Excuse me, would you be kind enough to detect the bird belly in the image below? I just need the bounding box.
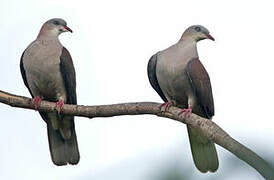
[25,59,67,102]
[171,75,193,106]
[156,57,196,108]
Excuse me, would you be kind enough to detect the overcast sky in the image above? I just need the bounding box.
[0,0,273,179]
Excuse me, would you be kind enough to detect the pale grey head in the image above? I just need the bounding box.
[181,25,214,42]
[38,18,72,38]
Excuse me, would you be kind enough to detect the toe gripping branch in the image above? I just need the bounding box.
[56,99,64,114]
[159,102,173,112]
[178,107,192,118]
[33,96,42,110]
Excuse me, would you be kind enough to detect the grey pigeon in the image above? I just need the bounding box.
[20,18,80,166]
[147,25,218,172]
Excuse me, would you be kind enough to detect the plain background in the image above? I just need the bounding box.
[1,0,273,179]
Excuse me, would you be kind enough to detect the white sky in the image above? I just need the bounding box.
[0,0,273,179]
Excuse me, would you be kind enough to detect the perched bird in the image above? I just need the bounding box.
[147,25,218,172]
[20,18,80,166]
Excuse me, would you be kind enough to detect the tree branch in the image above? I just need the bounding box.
[0,90,273,179]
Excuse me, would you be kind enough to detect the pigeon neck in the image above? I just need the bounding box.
[178,38,197,49]
[36,33,61,46]
[36,28,61,44]
[37,25,60,40]
[37,32,59,40]
[177,39,198,58]
[179,35,197,43]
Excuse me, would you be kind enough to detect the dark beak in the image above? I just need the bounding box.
[206,33,215,41]
[64,26,73,33]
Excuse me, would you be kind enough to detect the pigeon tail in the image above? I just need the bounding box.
[187,126,219,173]
[47,119,80,166]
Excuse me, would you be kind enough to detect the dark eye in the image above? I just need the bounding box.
[53,21,60,25]
[194,26,201,32]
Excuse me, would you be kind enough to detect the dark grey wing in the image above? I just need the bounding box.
[58,47,80,165]
[60,47,77,105]
[147,53,168,102]
[186,58,214,118]
[20,51,34,97]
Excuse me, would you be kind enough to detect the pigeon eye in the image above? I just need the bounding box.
[194,27,201,32]
[53,21,60,25]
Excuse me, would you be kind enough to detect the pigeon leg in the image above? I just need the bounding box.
[56,99,64,114]
[178,107,192,118]
[33,96,42,110]
[159,102,173,111]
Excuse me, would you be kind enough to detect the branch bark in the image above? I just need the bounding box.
[0,90,273,179]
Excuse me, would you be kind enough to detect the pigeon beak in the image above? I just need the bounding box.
[206,34,215,41]
[64,26,73,33]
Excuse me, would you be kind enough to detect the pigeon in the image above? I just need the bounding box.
[147,25,218,172]
[20,18,80,166]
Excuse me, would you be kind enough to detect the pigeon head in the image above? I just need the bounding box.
[181,25,214,42]
[38,18,72,38]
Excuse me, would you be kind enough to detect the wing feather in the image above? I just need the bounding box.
[186,58,214,118]
[60,47,77,105]
[147,54,168,102]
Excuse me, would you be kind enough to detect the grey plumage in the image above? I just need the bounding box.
[148,25,218,172]
[20,18,79,165]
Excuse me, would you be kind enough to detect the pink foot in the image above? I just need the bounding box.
[56,99,64,114]
[159,102,173,111]
[178,108,192,118]
[33,96,42,110]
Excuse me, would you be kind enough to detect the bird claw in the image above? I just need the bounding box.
[56,99,64,114]
[33,96,42,110]
[159,102,173,112]
[178,108,192,118]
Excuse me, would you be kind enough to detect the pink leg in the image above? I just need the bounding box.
[56,99,64,114]
[159,102,173,111]
[178,107,192,118]
[33,96,42,110]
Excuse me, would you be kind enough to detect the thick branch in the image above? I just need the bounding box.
[0,90,273,179]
